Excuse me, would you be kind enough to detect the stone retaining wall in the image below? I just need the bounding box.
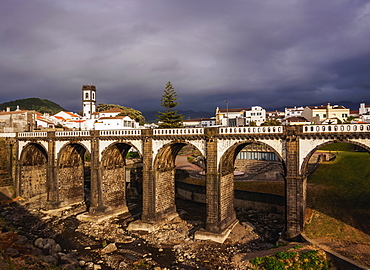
[176,181,285,212]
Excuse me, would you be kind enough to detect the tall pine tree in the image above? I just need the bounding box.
[156,81,183,128]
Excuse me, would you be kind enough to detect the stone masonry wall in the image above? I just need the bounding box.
[101,167,126,210]
[156,170,175,216]
[220,172,234,223]
[58,165,84,206]
[20,165,47,199]
[0,139,12,187]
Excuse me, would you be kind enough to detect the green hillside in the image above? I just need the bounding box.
[0,98,66,115]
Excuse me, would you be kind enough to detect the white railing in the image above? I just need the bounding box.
[0,132,16,138]
[55,131,90,137]
[219,126,283,134]
[100,129,142,136]
[303,124,370,133]
[18,132,47,137]
[154,128,204,135]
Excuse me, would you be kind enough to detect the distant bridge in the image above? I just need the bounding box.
[2,124,370,241]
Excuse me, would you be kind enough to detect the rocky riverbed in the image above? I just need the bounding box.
[0,197,286,269]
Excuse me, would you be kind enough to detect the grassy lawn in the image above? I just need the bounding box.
[305,144,370,266]
[307,150,370,213]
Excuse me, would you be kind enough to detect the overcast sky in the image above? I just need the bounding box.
[1,0,370,113]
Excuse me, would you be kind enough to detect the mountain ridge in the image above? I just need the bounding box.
[0,98,66,115]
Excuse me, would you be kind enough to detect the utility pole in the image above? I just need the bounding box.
[224,100,229,126]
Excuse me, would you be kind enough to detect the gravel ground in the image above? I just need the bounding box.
[0,196,287,269]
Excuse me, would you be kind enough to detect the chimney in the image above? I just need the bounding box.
[6,107,10,112]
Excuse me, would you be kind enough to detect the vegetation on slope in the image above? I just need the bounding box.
[305,143,370,266]
[0,98,66,115]
[96,103,146,125]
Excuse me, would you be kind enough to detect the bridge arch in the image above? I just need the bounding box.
[300,140,370,176]
[300,139,370,240]
[152,141,205,221]
[18,142,48,206]
[100,142,143,213]
[218,140,286,231]
[56,142,90,208]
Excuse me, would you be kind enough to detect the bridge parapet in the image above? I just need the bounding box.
[18,132,47,137]
[56,131,90,137]
[154,128,204,135]
[303,124,370,133]
[219,126,283,134]
[0,133,16,138]
[100,129,142,136]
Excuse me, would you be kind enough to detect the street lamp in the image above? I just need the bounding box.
[224,100,229,126]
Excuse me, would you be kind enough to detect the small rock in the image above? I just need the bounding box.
[43,255,58,265]
[15,235,29,245]
[51,243,62,253]
[34,238,45,248]
[100,243,117,254]
[5,248,19,257]
[118,261,128,269]
[45,238,56,246]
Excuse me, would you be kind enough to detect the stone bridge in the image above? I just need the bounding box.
[2,124,370,241]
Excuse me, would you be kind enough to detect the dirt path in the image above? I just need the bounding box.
[175,155,203,171]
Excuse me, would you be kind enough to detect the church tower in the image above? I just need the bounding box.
[82,84,96,119]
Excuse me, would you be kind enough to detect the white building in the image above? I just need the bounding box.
[36,114,55,129]
[94,115,139,130]
[216,106,266,126]
[266,111,285,122]
[183,118,216,128]
[285,106,304,119]
[301,103,350,124]
[359,103,370,115]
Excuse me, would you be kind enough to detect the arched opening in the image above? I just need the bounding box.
[19,143,48,208]
[302,141,370,266]
[174,144,206,231]
[154,142,206,229]
[101,143,143,215]
[57,143,90,209]
[220,141,286,243]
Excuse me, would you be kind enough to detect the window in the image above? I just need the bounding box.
[85,93,89,99]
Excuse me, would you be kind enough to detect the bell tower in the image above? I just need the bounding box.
[82,84,96,119]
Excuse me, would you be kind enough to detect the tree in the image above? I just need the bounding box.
[156,81,183,128]
[344,116,356,123]
[96,103,145,125]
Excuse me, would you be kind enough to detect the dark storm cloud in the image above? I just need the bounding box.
[1,0,370,113]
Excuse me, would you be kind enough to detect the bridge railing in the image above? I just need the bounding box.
[219,126,283,134]
[55,131,90,137]
[154,128,204,135]
[0,132,16,138]
[100,129,142,136]
[18,132,48,137]
[303,124,370,133]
